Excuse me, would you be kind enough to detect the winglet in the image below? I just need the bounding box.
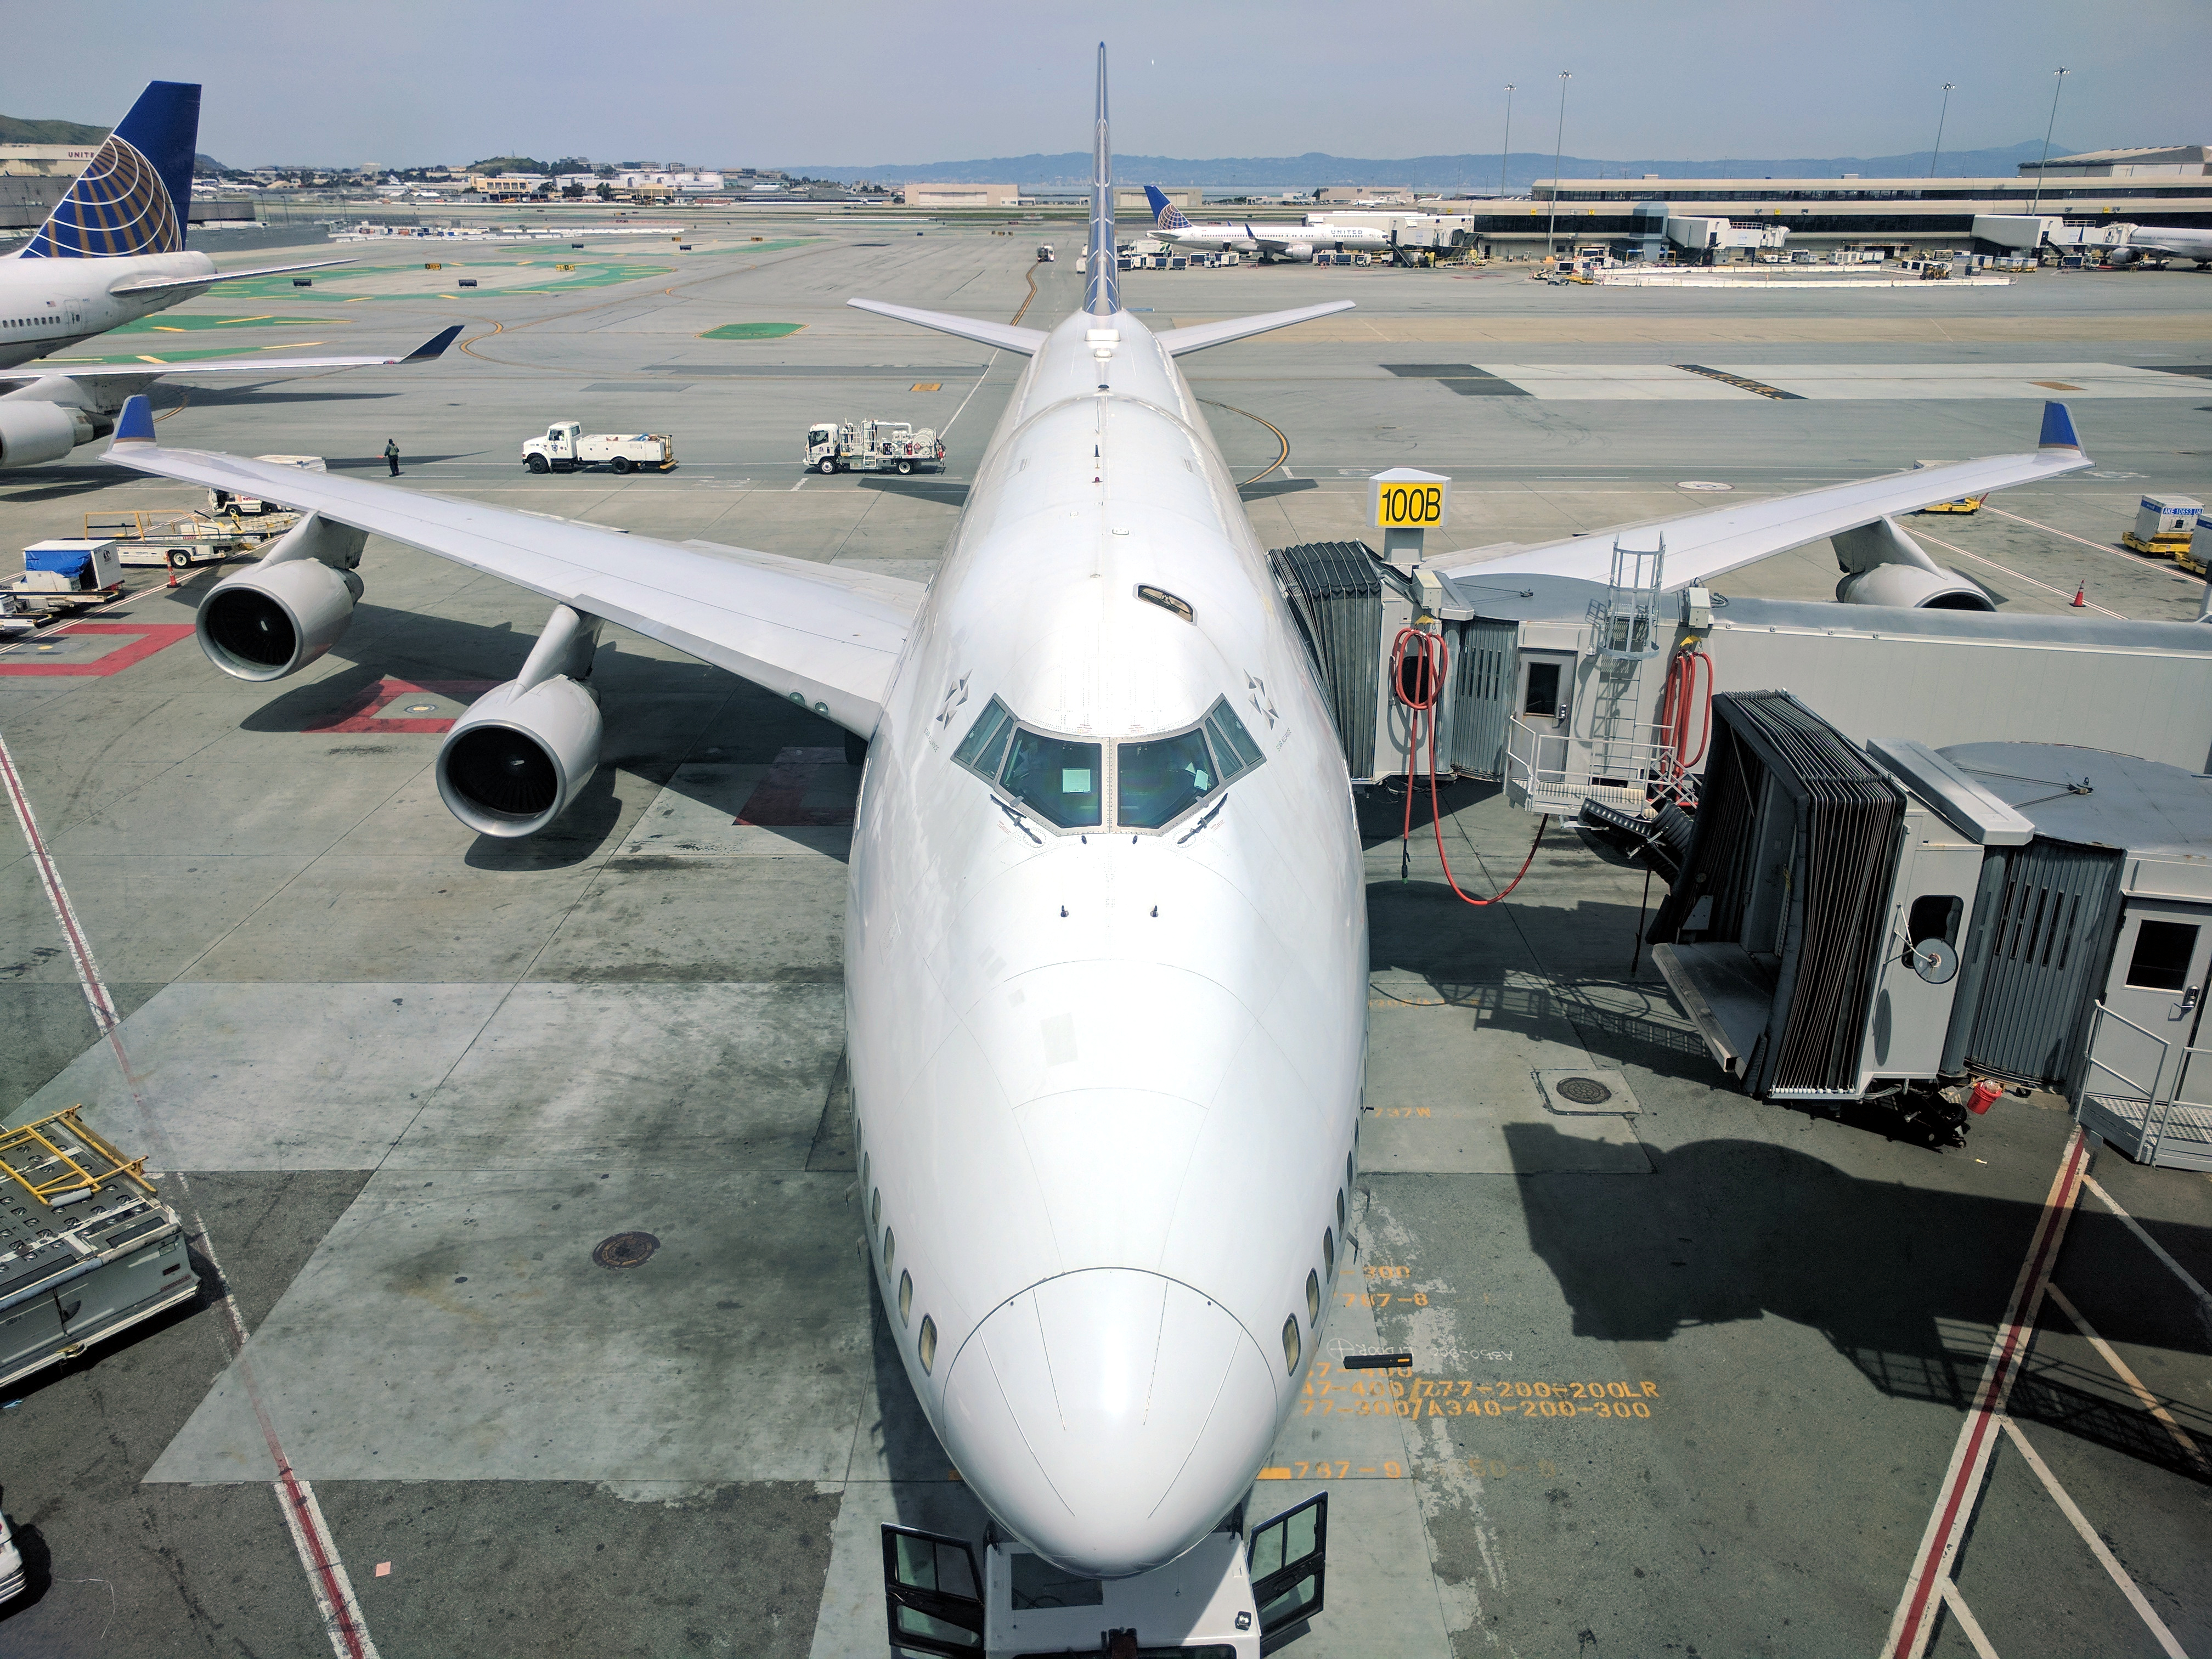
[2038,400,2081,453]
[111,394,157,445]
[404,324,464,362]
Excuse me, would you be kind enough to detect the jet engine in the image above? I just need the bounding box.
[436,676,600,837]
[2104,245,2143,268]
[433,605,604,837]
[0,400,95,468]
[1280,242,1315,263]
[196,515,366,680]
[1835,563,1996,610]
[1831,514,1995,611]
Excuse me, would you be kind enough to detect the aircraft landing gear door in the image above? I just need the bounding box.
[881,1526,985,1656]
[2082,900,2212,1168]
[1248,1491,1327,1652]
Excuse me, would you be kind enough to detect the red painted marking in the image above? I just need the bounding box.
[304,677,498,735]
[1887,1125,2090,1658]
[0,622,196,677]
[736,745,857,827]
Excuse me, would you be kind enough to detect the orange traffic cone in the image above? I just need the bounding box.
[2070,583,2086,607]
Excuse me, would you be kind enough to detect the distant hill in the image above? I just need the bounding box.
[785,139,2090,191]
[0,111,108,145]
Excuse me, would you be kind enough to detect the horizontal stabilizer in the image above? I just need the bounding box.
[109,257,354,296]
[848,298,1046,356]
[1154,301,1355,357]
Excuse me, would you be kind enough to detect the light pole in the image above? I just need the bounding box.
[1544,71,1570,258]
[1500,83,1516,198]
[1929,83,1954,178]
[2029,67,2069,218]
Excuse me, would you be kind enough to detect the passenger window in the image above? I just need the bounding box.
[918,1315,938,1373]
[1116,726,1215,828]
[1281,1315,1301,1376]
[884,1227,896,1271]
[952,697,1018,779]
[1323,1227,1335,1278]
[1002,730,1102,827]
[2126,919,2200,992]
[898,1269,912,1324]
[1305,1270,1321,1325]
[871,1188,881,1228]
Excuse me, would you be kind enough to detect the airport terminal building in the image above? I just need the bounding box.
[1477,145,2211,257]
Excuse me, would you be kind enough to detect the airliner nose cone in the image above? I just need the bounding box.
[941,1271,1279,1577]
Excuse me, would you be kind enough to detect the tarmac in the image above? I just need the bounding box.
[2,215,2209,1658]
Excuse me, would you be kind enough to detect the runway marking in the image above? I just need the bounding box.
[1909,527,2129,619]
[0,727,381,1659]
[2045,1282,2208,1472]
[2084,1173,2212,1315]
[1883,1124,2089,1659]
[2000,1416,2190,1659]
[1938,1580,2001,1659]
[1985,505,2179,576]
[302,676,498,735]
[0,622,196,677]
[1199,398,1290,486]
[1674,363,1803,400]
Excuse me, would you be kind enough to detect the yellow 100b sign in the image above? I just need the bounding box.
[1369,471,1452,530]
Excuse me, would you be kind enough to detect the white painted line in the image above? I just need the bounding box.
[1884,1126,2091,1659]
[0,727,380,1659]
[2046,1282,2208,1471]
[2000,1417,2190,1659]
[1984,506,2157,574]
[1940,1578,2002,1659]
[2084,1173,2212,1316]
[1911,526,2129,620]
[938,348,1000,438]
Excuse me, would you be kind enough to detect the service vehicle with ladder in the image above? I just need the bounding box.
[803,417,946,476]
[523,422,678,475]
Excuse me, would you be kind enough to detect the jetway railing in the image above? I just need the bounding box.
[1504,717,1676,817]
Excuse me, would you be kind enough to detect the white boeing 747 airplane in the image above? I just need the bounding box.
[99,46,2093,1628]
[0,80,456,469]
[2108,222,2212,268]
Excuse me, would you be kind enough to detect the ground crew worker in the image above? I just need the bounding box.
[384,437,400,476]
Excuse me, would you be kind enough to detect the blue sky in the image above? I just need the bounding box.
[24,0,2187,167]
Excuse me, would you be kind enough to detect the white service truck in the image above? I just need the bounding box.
[804,418,946,476]
[523,422,678,475]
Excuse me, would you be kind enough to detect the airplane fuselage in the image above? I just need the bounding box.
[0,250,218,370]
[2115,223,2212,267]
[847,307,1366,1576]
[1158,221,1389,256]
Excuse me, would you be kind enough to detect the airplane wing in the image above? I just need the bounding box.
[100,396,921,737]
[19,325,463,381]
[107,257,356,296]
[1429,402,2093,592]
[847,298,1046,356]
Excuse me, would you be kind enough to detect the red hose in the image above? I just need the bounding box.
[1390,627,1547,906]
[1658,645,1712,781]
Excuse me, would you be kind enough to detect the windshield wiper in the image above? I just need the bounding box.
[996,798,1043,844]
[1176,796,1228,845]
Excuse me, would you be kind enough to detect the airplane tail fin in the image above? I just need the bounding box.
[1144,184,1191,231]
[21,80,199,259]
[1084,44,1119,316]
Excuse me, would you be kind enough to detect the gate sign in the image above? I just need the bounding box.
[1370,468,1452,531]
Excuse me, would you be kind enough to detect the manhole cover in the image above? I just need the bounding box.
[403,702,439,714]
[592,1231,661,1269]
[1555,1076,1614,1106]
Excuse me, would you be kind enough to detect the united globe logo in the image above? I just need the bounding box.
[23,136,182,259]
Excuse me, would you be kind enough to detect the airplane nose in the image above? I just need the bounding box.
[940,1269,1280,1578]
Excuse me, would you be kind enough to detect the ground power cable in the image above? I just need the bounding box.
[1389,627,1547,904]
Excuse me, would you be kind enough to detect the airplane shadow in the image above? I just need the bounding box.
[325,454,486,471]
[161,385,404,408]
[1238,477,1318,501]
[859,477,968,504]
[1504,1121,2212,1485]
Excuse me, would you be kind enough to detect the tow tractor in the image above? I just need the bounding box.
[523,422,678,475]
[883,1492,1326,1658]
[804,417,946,476]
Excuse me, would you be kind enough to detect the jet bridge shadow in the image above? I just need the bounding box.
[1504,1122,2212,1485]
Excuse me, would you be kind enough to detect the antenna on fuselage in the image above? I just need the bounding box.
[1084,43,1120,317]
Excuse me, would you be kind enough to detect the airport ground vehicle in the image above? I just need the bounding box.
[3,539,125,616]
[803,417,945,475]
[89,507,302,568]
[208,454,326,515]
[523,422,676,475]
[1036,244,1054,262]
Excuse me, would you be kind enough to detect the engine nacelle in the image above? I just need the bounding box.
[196,557,359,680]
[1835,564,1996,611]
[0,400,95,468]
[435,675,601,838]
[2104,245,2142,267]
[1280,242,1315,263]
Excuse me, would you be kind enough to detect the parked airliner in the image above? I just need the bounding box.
[1143,184,1390,260]
[1,80,456,469]
[2108,222,2212,268]
[102,46,2100,1592]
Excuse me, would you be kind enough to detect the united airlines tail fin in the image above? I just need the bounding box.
[21,80,200,259]
[1084,44,1119,316]
[1144,185,1192,231]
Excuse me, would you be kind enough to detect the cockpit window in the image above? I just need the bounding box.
[950,693,1263,834]
[1002,730,1103,827]
[1116,727,1215,829]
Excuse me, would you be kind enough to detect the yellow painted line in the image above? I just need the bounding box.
[1256,1468,1293,1480]
[151,325,187,332]
[137,355,167,364]
[911,382,941,392]
[216,314,279,325]
[258,342,325,351]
